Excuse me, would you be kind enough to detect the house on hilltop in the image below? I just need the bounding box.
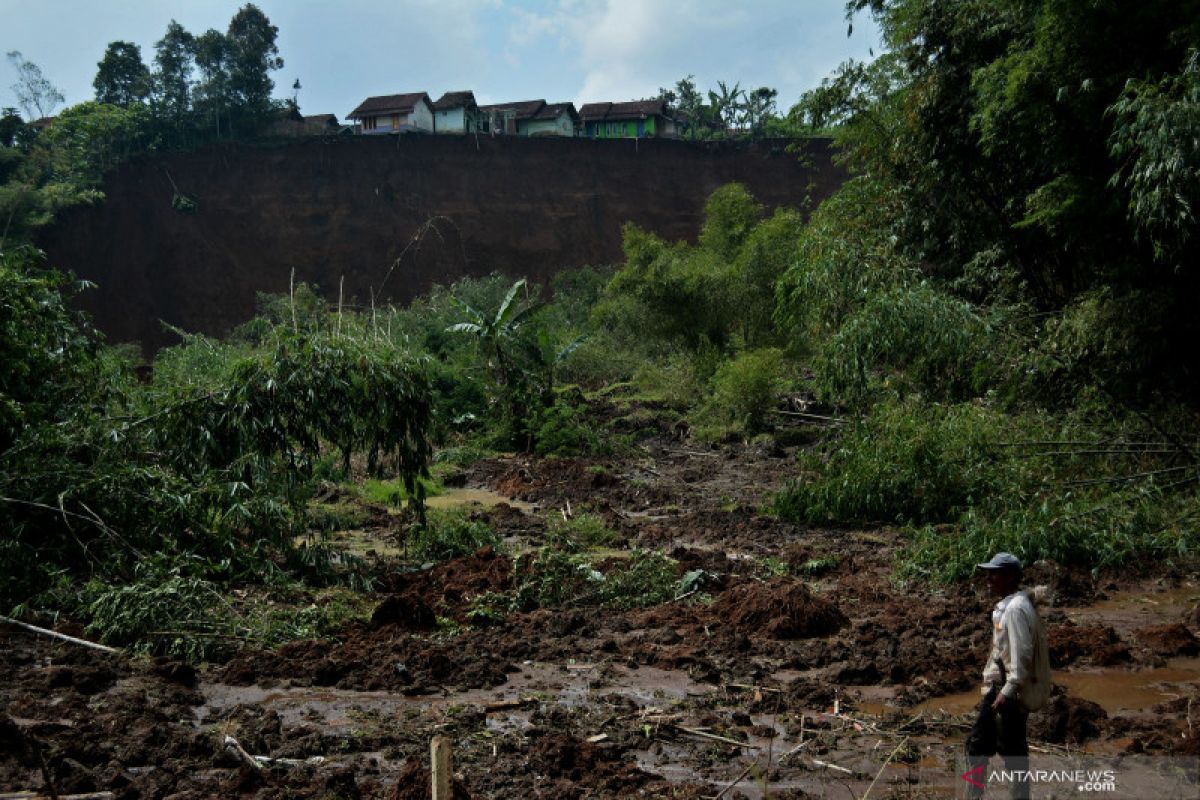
[580,100,677,139]
[522,102,579,137]
[478,100,578,136]
[348,92,434,134]
[432,91,481,134]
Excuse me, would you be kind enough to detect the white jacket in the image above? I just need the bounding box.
[981,586,1052,712]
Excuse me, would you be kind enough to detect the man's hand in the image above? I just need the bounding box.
[992,692,1009,712]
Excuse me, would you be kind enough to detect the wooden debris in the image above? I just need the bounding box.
[860,736,908,800]
[483,697,537,713]
[0,616,118,654]
[585,733,609,743]
[431,735,452,800]
[812,758,854,775]
[671,725,759,750]
[714,759,758,800]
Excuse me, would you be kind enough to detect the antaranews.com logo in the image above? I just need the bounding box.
[962,764,1117,793]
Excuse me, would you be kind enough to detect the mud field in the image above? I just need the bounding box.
[3,425,1200,798]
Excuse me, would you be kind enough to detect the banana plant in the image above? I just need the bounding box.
[446,278,544,390]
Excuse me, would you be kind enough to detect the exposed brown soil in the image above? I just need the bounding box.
[38,137,844,354]
[3,425,1197,798]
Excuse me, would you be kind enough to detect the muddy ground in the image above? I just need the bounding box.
[3,414,1200,798]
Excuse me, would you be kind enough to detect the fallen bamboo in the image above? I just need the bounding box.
[671,725,759,750]
[714,759,759,800]
[860,736,908,800]
[0,616,118,654]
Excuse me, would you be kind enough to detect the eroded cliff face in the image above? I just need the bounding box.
[39,135,845,351]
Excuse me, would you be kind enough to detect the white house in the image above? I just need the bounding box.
[432,90,480,134]
[348,92,434,134]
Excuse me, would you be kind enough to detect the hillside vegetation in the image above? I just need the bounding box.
[2,0,1199,655]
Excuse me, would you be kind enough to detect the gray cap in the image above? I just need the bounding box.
[977,552,1022,571]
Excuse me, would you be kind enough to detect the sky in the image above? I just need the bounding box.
[0,0,880,121]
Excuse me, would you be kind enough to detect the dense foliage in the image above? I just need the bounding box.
[768,0,1200,579]
[0,248,432,608]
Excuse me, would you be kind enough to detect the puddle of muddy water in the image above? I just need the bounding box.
[856,657,1200,718]
[197,662,710,731]
[425,488,535,513]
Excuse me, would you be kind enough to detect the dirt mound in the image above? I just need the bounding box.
[710,578,846,639]
[371,594,438,630]
[380,547,513,618]
[1134,623,1200,657]
[1048,623,1130,666]
[1029,692,1108,744]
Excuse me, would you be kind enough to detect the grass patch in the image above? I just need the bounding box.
[546,511,620,550]
[361,476,443,507]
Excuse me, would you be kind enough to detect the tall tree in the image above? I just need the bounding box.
[93,41,150,107]
[153,21,195,130]
[6,51,64,120]
[226,3,283,128]
[192,30,231,138]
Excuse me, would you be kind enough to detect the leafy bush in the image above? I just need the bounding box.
[774,398,1021,525]
[512,546,680,610]
[408,509,498,562]
[694,347,787,439]
[817,283,1004,405]
[901,482,1200,583]
[546,512,620,549]
[531,399,602,457]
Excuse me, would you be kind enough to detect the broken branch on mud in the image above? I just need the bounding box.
[671,725,760,749]
[0,616,118,654]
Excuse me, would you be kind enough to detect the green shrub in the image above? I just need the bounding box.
[774,398,1021,525]
[409,509,498,562]
[532,400,601,457]
[816,283,1003,406]
[694,347,787,439]
[901,484,1200,583]
[81,566,230,661]
[546,512,619,549]
[601,550,680,609]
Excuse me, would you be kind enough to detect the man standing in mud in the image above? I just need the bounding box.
[965,553,1051,800]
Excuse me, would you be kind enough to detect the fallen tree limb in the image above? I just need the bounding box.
[671,725,759,750]
[714,759,759,800]
[0,616,118,654]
